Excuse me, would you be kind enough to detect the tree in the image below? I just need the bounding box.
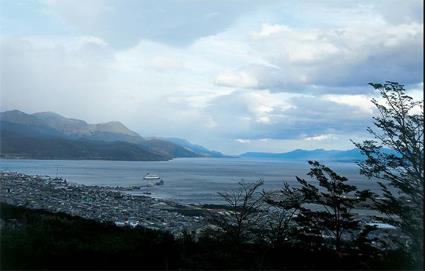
[262,183,302,247]
[294,161,374,255]
[353,81,424,267]
[217,180,264,243]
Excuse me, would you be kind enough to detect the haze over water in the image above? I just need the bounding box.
[0,158,377,204]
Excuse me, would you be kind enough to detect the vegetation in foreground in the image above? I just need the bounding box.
[210,81,423,270]
[0,203,412,270]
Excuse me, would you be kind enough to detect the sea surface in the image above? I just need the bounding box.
[0,158,379,204]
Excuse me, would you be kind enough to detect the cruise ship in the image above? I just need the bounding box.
[143,173,164,186]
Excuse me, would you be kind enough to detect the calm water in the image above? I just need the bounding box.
[0,158,378,204]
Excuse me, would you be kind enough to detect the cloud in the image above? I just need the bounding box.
[38,0,278,48]
[41,0,112,32]
[1,0,423,154]
[0,36,233,140]
[322,94,374,114]
[214,71,258,89]
[305,134,337,142]
[202,89,375,144]
[236,139,251,144]
[0,36,114,120]
[215,21,423,92]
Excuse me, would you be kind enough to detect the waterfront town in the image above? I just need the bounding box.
[0,170,404,248]
[0,171,205,235]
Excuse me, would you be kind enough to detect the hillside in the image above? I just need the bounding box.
[0,110,224,160]
[0,125,165,161]
[140,139,201,159]
[1,203,409,270]
[164,137,226,157]
[31,111,145,144]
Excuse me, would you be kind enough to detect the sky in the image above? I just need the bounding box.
[0,0,423,154]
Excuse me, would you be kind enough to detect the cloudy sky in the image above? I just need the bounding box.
[0,0,423,154]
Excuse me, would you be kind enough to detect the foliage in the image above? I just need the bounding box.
[1,203,414,270]
[0,203,179,270]
[294,161,374,254]
[216,180,264,243]
[261,182,302,247]
[353,81,424,267]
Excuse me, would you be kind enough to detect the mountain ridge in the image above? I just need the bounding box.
[150,137,226,158]
[0,110,224,160]
[239,148,398,162]
[239,148,365,162]
[31,111,144,143]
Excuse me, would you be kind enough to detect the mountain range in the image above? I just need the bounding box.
[240,148,398,162]
[0,110,224,161]
[240,149,365,161]
[1,110,394,162]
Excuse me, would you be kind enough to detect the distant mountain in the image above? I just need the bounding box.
[0,123,163,161]
[161,137,226,157]
[0,110,48,127]
[32,111,144,144]
[0,110,225,161]
[0,110,190,160]
[140,139,201,159]
[240,149,366,162]
[0,134,165,161]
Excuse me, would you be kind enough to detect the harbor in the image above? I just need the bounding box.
[0,171,205,235]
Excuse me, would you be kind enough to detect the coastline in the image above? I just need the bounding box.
[0,155,235,162]
[0,156,172,162]
[0,171,207,235]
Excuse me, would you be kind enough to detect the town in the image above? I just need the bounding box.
[0,171,205,235]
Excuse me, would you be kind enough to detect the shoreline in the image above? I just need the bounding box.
[0,156,236,162]
[0,171,208,235]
